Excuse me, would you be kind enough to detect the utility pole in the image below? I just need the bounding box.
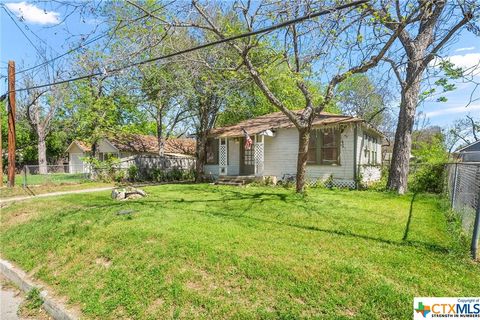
[7,61,16,187]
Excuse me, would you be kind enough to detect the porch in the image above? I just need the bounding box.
[204,134,267,178]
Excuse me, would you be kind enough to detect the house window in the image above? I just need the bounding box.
[364,134,378,165]
[205,138,219,165]
[307,129,341,165]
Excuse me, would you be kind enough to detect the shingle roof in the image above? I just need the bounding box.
[69,134,196,156]
[107,134,196,155]
[66,140,91,152]
[209,110,365,138]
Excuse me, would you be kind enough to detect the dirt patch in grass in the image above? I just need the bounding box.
[95,257,112,268]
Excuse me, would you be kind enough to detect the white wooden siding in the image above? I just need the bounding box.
[68,144,86,173]
[357,126,382,182]
[263,126,355,181]
[97,138,119,153]
[204,124,382,183]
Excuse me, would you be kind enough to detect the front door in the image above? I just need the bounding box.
[240,137,255,175]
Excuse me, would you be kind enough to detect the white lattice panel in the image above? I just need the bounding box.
[254,143,264,165]
[219,144,227,166]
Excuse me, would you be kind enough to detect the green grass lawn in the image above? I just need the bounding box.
[0,184,478,319]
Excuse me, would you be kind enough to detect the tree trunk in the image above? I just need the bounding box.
[33,107,48,175]
[296,127,310,193]
[387,65,422,194]
[37,128,48,175]
[195,102,209,182]
[195,132,207,182]
[156,108,164,157]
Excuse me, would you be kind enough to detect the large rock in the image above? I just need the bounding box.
[111,187,147,200]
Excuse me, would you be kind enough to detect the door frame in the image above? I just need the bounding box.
[239,137,255,175]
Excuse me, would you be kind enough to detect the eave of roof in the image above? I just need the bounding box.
[66,140,91,152]
[209,110,384,138]
[455,140,480,153]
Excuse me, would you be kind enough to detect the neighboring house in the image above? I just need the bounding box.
[66,133,196,173]
[204,110,384,187]
[455,140,480,162]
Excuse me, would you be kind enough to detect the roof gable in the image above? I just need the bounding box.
[456,140,480,153]
[66,140,91,153]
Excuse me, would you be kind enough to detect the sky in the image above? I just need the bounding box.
[1,1,479,129]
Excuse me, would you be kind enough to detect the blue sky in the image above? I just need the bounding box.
[1,1,479,128]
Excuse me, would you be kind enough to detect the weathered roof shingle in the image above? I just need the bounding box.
[209,110,364,138]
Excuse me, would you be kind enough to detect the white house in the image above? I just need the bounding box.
[66,134,196,173]
[204,111,383,187]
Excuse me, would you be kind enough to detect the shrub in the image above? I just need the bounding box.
[410,163,445,193]
[409,134,448,193]
[127,165,138,182]
[114,170,126,183]
[83,156,121,182]
[150,168,195,182]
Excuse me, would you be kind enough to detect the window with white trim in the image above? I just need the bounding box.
[363,134,378,165]
[307,128,341,165]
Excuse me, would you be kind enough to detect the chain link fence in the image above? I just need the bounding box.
[445,162,480,259]
[23,164,90,187]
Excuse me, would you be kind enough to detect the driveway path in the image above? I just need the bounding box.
[0,186,114,204]
[1,274,23,320]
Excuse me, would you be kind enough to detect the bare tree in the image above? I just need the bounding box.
[445,114,480,152]
[367,0,477,194]
[18,63,65,174]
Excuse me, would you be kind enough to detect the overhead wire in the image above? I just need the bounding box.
[7,0,368,94]
[13,0,178,76]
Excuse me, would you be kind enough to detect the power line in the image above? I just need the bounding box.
[2,6,45,58]
[14,0,177,76]
[10,0,368,94]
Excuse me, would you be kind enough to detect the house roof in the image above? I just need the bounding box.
[209,110,379,138]
[455,140,480,153]
[66,140,91,153]
[107,134,196,155]
[67,134,196,156]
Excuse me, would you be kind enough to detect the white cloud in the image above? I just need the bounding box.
[5,2,60,25]
[446,53,480,70]
[425,104,480,118]
[455,47,475,52]
[430,53,480,76]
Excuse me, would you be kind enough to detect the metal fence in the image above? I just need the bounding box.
[21,155,196,187]
[445,162,480,259]
[22,164,90,187]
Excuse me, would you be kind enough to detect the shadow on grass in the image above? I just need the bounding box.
[54,189,450,255]
[403,192,418,241]
[196,207,451,254]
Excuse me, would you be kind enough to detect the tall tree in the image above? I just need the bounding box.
[366,0,477,194]
[335,74,390,129]
[190,0,412,192]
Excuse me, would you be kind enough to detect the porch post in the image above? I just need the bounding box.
[254,134,264,177]
[219,137,228,176]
